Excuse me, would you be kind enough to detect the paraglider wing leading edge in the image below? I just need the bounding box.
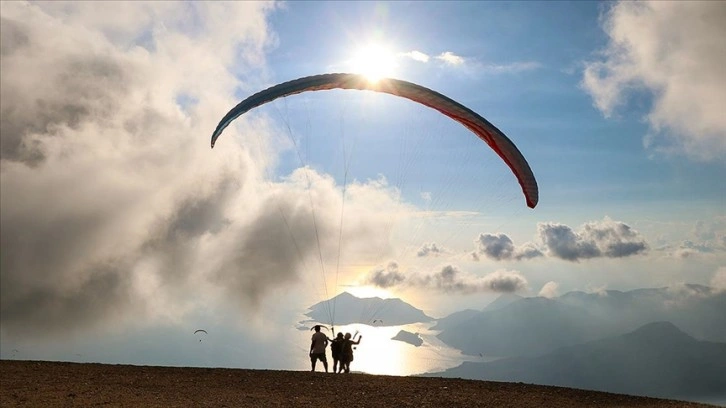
[211,73,538,209]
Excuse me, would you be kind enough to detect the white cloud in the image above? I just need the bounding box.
[538,281,560,298]
[417,242,447,257]
[475,269,529,293]
[366,263,528,294]
[538,218,648,262]
[582,1,726,161]
[435,51,465,65]
[472,218,648,263]
[367,262,406,288]
[1,1,275,337]
[400,50,430,63]
[472,233,543,261]
[0,2,412,339]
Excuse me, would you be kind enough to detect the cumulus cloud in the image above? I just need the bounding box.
[367,262,406,289]
[472,233,543,261]
[475,233,514,260]
[0,1,274,337]
[478,269,529,293]
[417,242,447,257]
[473,219,647,262]
[366,264,527,294]
[537,218,648,262]
[415,266,528,294]
[582,1,726,161]
[0,2,409,338]
[538,281,560,299]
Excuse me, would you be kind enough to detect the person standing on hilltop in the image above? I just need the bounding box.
[329,332,345,373]
[340,332,362,373]
[309,325,329,372]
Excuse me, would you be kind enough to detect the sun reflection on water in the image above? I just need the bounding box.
[297,322,488,376]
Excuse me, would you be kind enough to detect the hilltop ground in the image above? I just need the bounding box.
[0,360,716,407]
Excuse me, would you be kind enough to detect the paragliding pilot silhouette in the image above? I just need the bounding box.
[309,325,329,372]
[329,332,345,373]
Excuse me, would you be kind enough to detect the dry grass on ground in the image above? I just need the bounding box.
[0,360,716,407]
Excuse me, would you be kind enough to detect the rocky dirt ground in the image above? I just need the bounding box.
[0,360,717,407]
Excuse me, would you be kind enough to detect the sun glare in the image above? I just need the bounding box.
[345,285,392,300]
[349,44,397,82]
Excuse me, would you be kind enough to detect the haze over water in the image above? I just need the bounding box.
[294,322,498,375]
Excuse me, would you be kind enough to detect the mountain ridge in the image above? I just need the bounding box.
[304,291,433,326]
[427,320,726,402]
[434,284,726,357]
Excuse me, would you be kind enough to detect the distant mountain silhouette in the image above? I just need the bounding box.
[435,284,726,357]
[430,309,480,331]
[391,330,423,347]
[555,284,726,341]
[432,294,523,331]
[427,321,726,402]
[483,293,523,312]
[437,296,609,357]
[304,292,433,326]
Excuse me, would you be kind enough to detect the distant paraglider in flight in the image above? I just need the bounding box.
[194,329,208,342]
[210,73,539,209]
[310,325,330,332]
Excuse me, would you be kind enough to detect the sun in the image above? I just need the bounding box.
[349,43,397,82]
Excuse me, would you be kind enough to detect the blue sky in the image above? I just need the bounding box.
[0,1,724,369]
[265,1,723,211]
[253,1,725,298]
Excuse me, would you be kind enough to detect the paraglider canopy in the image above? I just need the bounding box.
[310,325,329,332]
[194,329,208,342]
[211,73,538,209]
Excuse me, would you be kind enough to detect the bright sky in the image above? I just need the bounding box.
[1,1,724,370]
